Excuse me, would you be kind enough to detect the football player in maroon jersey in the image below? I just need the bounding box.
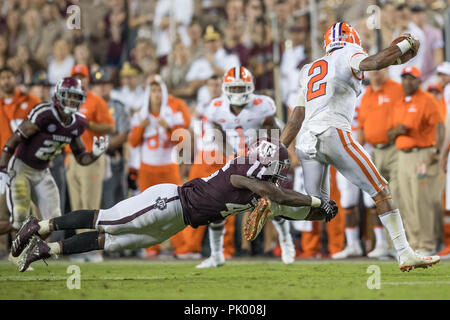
[12,138,337,272]
[0,77,109,264]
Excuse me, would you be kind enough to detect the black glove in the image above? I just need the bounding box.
[319,199,338,222]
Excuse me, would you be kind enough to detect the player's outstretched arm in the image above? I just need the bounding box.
[358,35,420,71]
[230,174,316,207]
[70,136,109,166]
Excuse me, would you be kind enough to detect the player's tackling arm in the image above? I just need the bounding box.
[230,174,318,207]
[0,120,39,169]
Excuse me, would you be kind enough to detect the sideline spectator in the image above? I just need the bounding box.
[47,39,75,86]
[411,4,444,83]
[388,4,426,82]
[388,66,445,256]
[128,76,190,257]
[0,67,40,258]
[91,68,130,209]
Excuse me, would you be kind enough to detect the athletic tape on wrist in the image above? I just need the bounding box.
[396,39,411,55]
[311,196,321,207]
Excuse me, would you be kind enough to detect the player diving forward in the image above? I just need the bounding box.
[12,138,337,272]
[197,66,297,268]
[265,22,440,271]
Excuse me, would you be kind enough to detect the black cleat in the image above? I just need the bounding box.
[11,216,41,257]
[19,236,51,272]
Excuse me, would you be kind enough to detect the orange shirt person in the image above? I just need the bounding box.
[0,67,40,235]
[70,65,115,151]
[389,67,445,154]
[0,67,41,149]
[66,64,115,213]
[128,77,190,258]
[128,80,191,191]
[358,70,403,146]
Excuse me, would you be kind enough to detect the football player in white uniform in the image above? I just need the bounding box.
[277,22,439,272]
[196,66,297,268]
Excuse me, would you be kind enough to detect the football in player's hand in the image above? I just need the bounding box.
[390,35,408,46]
[391,35,418,65]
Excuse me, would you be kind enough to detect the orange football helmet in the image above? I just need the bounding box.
[323,22,362,53]
[222,66,255,106]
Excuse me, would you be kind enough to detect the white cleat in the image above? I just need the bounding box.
[331,243,363,259]
[85,251,104,263]
[280,237,296,264]
[195,253,225,269]
[367,244,390,259]
[398,248,440,272]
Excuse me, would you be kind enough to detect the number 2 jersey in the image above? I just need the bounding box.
[15,103,88,170]
[178,156,269,228]
[298,43,367,135]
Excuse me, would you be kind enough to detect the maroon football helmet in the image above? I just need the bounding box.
[247,137,290,182]
[53,77,86,116]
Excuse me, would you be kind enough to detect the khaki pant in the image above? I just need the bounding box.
[372,145,400,206]
[397,148,444,252]
[66,154,106,211]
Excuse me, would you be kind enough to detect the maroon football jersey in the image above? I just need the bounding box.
[16,103,88,170]
[178,156,269,228]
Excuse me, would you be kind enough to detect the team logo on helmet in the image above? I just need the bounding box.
[53,77,86,116]
[247,138,290,182]
[254,140,278,159]
[323,22,362,53]
[222,66,255,106]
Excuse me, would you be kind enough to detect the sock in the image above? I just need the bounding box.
[61,231,100,255]
[38,220,50,237]
[272,217,291,242]
[345,227,359,245]
[48,242,61,256]
[209,222,225,256]
[53,210,96,231]
[379,209,410,255]
[373,227,387,247]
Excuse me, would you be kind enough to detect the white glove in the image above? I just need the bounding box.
[92,136,109,157]
[0,169,9,195]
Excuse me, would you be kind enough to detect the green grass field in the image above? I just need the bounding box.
[0,258,449,300]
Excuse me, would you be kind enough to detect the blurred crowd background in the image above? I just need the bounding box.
[0,0,449,262]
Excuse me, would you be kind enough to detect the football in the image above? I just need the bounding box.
[391,36,415,65]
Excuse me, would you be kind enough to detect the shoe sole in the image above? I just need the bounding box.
[244,199,270,241]
[400,259,440,272]
[18,236,39,272]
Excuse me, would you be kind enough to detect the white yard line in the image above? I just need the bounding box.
[0,276,166,281]
[383,281,450,286]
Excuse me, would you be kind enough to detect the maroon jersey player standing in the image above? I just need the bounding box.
[12,138,337,272]
[0,77,109,239]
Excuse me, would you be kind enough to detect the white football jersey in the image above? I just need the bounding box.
[298,43,368,135]
[207,94,277,155]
